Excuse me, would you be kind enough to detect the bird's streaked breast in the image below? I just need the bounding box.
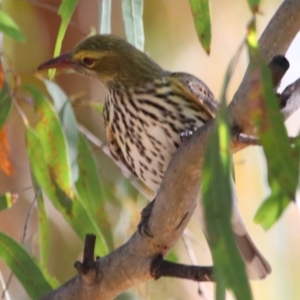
[104,80,212,193]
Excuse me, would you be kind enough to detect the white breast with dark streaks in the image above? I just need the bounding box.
[105,80,210,193]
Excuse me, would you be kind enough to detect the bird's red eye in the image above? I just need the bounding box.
[82,57,96,67]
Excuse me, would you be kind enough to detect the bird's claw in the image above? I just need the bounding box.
[150,254,164,280]
[180,125,198,142]
[138,199,156,237]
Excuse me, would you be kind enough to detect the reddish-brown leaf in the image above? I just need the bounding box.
[0,126,13,175]
[0,62,4,88]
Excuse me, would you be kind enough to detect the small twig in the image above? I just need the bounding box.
[74,234,97,275]
[233,132,260,146]
[21,189,39,244]
[150,255,214,282]
[233,131,298,146]
[0,271,11,300]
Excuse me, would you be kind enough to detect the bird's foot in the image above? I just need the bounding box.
[138,199,156,237]
[180,125,198,142]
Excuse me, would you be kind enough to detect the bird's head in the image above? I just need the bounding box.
[38,34,164,86]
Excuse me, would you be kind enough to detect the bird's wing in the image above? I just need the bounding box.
[170,72,219,118]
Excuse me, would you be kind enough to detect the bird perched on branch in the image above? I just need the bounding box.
[38,34,271,279]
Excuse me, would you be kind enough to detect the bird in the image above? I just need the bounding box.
[38,34,271,280]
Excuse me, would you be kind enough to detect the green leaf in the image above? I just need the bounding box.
[50,0,79,78]
[25,85,72,194]
[254,184,290,230]
[99,0,112,34]
[76,135,114,250]
[0,11,26,42]
[26,128,109,255]
[42,79,79,184]
[26,127,58,203]
[215,267,226,300]
[202,49,252,300]
[54,182,110,256]
[0,192,16,211]
[165,250,178,263]
[36,188,51,268]
[115,291,142,300]
[188,0,211,54]
[0,232,54,299]
[121,0,144,51]
[0,82,13,130]
[246,0,260,13]
[252,64,299,228]
[25,87,109,256]
[247,21,299,229]
[91,102,104,114]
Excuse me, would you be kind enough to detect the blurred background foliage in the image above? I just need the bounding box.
[0,0,300,299]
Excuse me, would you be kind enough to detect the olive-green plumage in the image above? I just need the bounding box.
[71,35,166,85]
[38,34,271,280]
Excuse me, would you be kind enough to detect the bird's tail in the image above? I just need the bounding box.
[234,229,271,279]
[198,180,271,280]
[231,197,271,280]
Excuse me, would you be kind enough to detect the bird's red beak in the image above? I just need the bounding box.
[37,52,73,71]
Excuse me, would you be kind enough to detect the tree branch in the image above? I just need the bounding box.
[74,234,97,276]
[229,0,300,150]
[150,255,214,281]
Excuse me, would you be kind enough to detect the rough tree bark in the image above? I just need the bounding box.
[41,0,300,299]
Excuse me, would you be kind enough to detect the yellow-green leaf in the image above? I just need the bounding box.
[0,192,17,211]
[188,0,211,54]
[26,85,72,195]
[36,187,51,269]
[202,49,252,300]
[50,0,79,78]
[76,135,114,250]
[0,232,54,299]
[26,127,109,255]
[42,79,79,184]
[0,11,26,42]
[254,183,290,230]
[25,87,109,255]
[246,0,260,13]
